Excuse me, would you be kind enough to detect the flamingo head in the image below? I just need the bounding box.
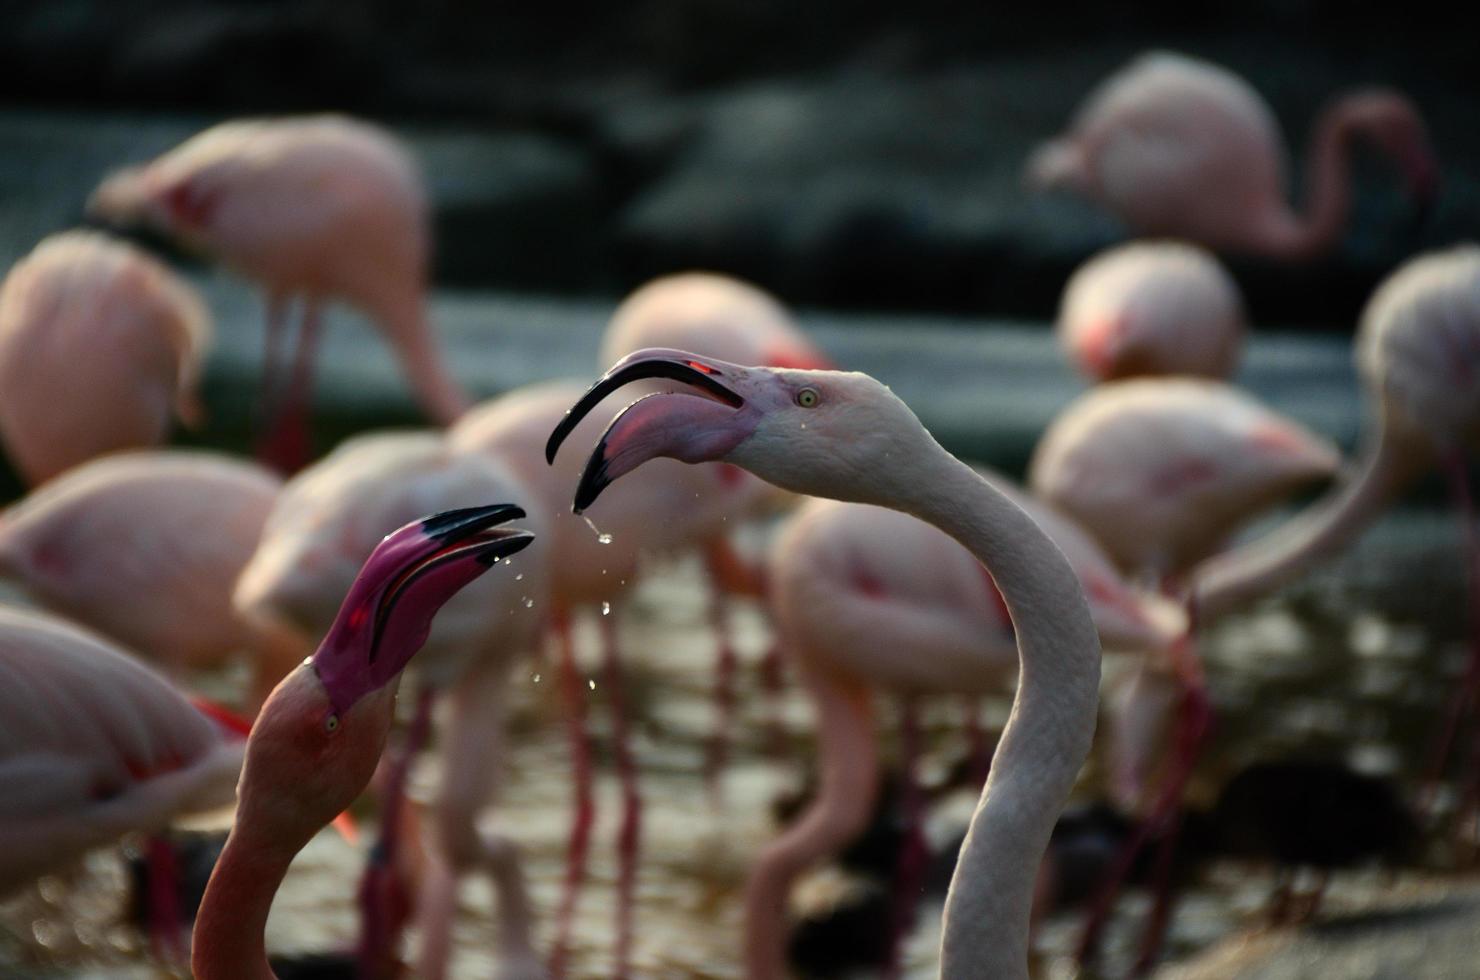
[545,348,934,512]
[1344,89,1440,216]
[233,504,532,849]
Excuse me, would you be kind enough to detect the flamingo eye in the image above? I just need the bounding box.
[324,714,340,734]
[795,387,820,408]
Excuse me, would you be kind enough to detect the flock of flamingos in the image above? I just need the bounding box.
[0,48,1476,980]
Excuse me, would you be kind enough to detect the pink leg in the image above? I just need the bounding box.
[256,300,322,474]
[1423,452,1480,822]
[549,609,594,980]
[1078,637,1212,970]
[144,834,184,964]
[703,567,738,806]
[257,292,290,423]
[357,687,436,980]
[600,611,642,980]
[758,641,789,759]
[885,698,929,980]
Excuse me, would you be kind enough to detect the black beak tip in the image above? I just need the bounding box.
[421,503,526,541]
[475,528,536,566]
[572,456,611,515]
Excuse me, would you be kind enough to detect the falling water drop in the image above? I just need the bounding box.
[588,679,597,691]
[582,514,613,544]
[522,597,534,608]
[602,601,611,616]
[532,673,542,683]
[515,573,524,581]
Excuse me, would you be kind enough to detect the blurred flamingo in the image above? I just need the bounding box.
[1058,241,1244,382]
[0,230,210,486]
[234,431,550,980]
[451,379,775,978]
[87,115,470,471]
[0,606,244,955]
[0,451,295,710]
[601,271,835,798]
[1195,245,1480,821]
[546,347,1103,979]
[191,505,534,979]
[1028,376,1340,969]
[744,487,1182,976]
[1027,51,1438,259]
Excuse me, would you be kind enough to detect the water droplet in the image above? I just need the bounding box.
[515,573,524,581]
[602,602,611,616]
[532,673,542,683]
[582,515,612,544]
[588,679,597,691]
[522,597,534,608]
[598,533,612,545]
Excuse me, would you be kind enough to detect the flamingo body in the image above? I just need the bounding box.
[0,231,211,485]
[0,452,282,675]
[0,607,242,896]
[1059,241,1244,381]
[1028,52,1437,258]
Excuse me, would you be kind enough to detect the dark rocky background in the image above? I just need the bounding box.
[3,1,1479,327]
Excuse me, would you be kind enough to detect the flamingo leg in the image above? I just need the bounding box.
[256,299,323,474]
[884,698,929,980]
[357,686,436,980]
[549,608,594,980]
[257,291,290,425]
[600,610,642,980]
[1422,452,1480,826]
[144,834,185,964]
[702,554,738,807]
[417,660,542,980]
[758,641,789,758]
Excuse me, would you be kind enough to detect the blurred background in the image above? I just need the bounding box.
[3,3,1480,977]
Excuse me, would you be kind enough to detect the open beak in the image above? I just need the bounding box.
[545,348,745,466]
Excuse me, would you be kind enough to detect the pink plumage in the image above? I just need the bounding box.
[0,231,211,485]
[1028,51,1437,258]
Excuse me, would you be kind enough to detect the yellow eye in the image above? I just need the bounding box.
[325,714,340,733]
[796,388,820,408]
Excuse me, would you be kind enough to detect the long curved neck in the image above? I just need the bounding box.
[886,445,1101,978]
[1260,99,1359,260]
[192,822,294,980]
[381,294,472,427]
[1193,419,1425,621]
[743,667,877,980]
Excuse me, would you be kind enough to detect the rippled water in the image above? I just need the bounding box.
[1,507,1473,979]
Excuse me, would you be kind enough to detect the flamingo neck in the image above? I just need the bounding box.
[1193,419,1425,620]
[887,445,1101,978]
[742,667,878,980]
[380,295,472,427]
[1260,97,1370,260]
[191,821,295,980]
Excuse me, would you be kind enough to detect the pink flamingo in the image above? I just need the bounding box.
[1194,245,1480,815]
[451,379,775,977]
[601,271,835,796]
[546,347,1104,978]
[1028,378,1344,970]
[729,488,1182,977]
[190,504,534,979]
[0,606,244,953]
[0,451,297,710]
[0,230,211,486]
[1027,51,1438,259]
[1058,241,1244,382]
[87,115,470,470]
[234,431,550,980]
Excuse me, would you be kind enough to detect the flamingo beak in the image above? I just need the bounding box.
[544,348,745,465]
[310,504,535,714]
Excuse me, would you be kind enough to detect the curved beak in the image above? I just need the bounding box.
[311,504,535,713]
[544,349,744,466]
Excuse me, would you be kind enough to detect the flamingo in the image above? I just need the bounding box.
[450,380,776,977]
[546,347,1104,979]
[191,504,534,980]
[0,451,298,710]
[0,606,244,952]
[0,230,211,486]
[1058,241,1244,382]
[731,489,1182,976]
[1193,244,1480,815]
[233,431,551,980]
[601,271,835,797]
[1026,51,1438,259]
[87,115,470,471]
